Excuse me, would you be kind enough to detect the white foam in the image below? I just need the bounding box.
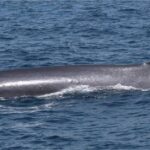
[109,83,138,90]
[0,83,149,100]
[110,83,150,91]
[38,85,97,98]
[37,83,149,99]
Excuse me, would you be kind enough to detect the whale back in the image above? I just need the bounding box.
[0,63,150,98]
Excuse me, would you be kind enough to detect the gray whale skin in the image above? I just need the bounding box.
[0,63,150,98]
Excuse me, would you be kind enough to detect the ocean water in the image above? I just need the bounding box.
[0,0,150,149]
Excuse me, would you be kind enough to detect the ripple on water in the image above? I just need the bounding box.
[0,0,150,149]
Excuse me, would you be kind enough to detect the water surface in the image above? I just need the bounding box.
[0,0,150,149]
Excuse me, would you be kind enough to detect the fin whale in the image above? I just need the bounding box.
[0,63,150,98]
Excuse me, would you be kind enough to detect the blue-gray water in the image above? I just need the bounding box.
[0,0,150,149]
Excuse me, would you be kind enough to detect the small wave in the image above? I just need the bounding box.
[0,84,149,101]
[37,85,97,98]
[108,83,138,90]
[0,102,54,114]
[106,84,149,91]
[38,84,148,99]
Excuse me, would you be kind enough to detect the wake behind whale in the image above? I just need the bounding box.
[0,62,150,98]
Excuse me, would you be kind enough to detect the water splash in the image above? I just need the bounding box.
[38,84,148,99]
[37,85,97,98]
[0,84,149,101]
